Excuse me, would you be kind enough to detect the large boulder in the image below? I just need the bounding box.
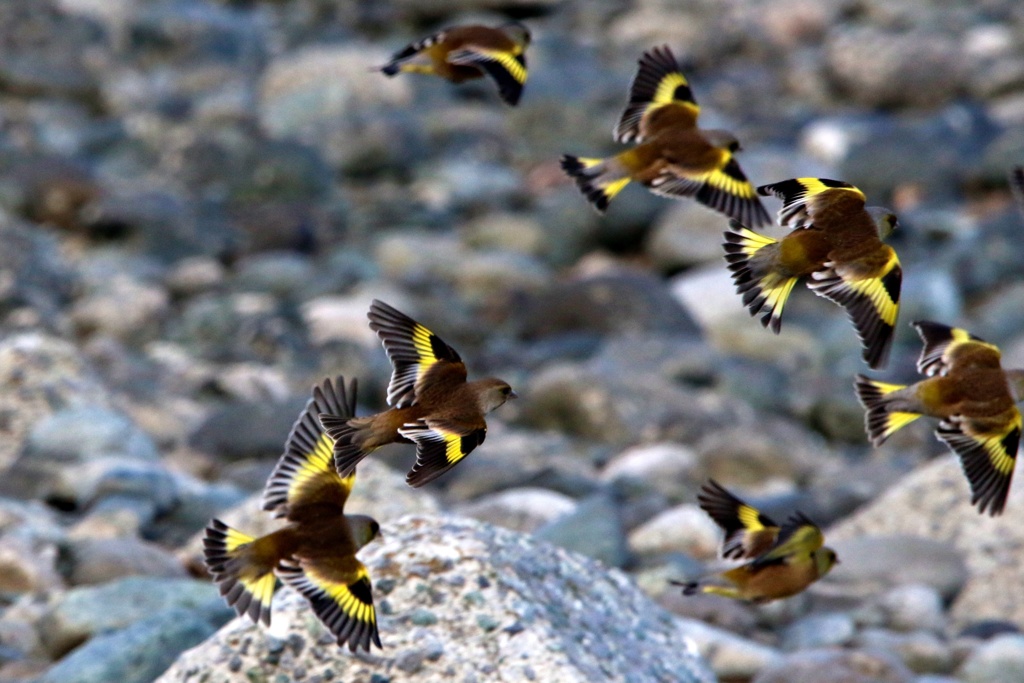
[160,515,717,683]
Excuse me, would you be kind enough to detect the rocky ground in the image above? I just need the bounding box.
[1,0,1024,681]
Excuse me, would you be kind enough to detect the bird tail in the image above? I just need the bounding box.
[320,414,380,477]
[202,519,279,626]
[560,154,632,213]
[853,374,922,446]
[670,579,741,600]
[723,221,799,333]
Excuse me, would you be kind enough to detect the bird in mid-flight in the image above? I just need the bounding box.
[203,376,382,652]
[855,321,1024,516]
[672,479,839,603]
[724,177,902,369]
[321,300,517,488]
[377,23,530,106]
[560,44,769,227]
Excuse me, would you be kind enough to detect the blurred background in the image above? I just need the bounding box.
[1,0,1024,681]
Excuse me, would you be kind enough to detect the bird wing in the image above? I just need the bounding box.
[368,299,467,409]
[914,321,1002,377]
[399,419,487,488]
[806,248,902,370]
[277,558,381,652]
[615,45,699,144]
[750,512,823,569]
[447,46,527,105]
[263,376,357,519]
[936,412,1020,516]
[649,154,770,228]
[758,178,866,231]
[697,479,780,560]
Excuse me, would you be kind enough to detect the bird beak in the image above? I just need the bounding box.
[508,390,519,400]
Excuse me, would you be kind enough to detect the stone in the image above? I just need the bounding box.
[828,455,1024,627]
[37,607,220,683]
[600,442,700,502]
[877,584,947,634]
[627,504,721,561]
[959,634,1024,683]
[38,576,227,658]
[453,487,577,534]
[158,515,717,683]
[63,536,188,586]
[781,612,857,651]
[753,647,916,683]
[187,396,309,461]
[826,534,968,602]
[856,629,955,675]
[534,493,629,568]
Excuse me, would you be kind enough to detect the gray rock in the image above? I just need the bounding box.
[534,492,629,568]
[159,515,716,683]
[0,333,111,471]
[38,576,226,658]
[753,647,916,683]
[64,536,188,587]
[826,534,968,602]
[645,200,737,270]
[857,629,955,675]
[69,274,169,344]
[782,612,857,651]
[454,487,577,534]
[0,532,64,595]
[675,618,783,680]
[188,395,308,461]
[600,442,700,503]
[37,607,219,683]
[0,219,78,331]
[828,455,1024,628]
[959,634,1024,683]
[877,584,948,634]
[627,503,721,561]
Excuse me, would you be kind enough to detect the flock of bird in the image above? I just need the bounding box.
[202,21,1024,652]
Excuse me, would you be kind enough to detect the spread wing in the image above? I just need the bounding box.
[937,412,1020,516]
[399,419,487,488]
[697,479,780,560]
[263,376,357,519]
[750,512,823,569]
[368,299,466,409]
[447,47,527,105]
[278,559,381,652]
[913,321,1002,377]
[807,249,902,370]
[758,178,866,230]
[648,154,770,228]
[615,44,699,144]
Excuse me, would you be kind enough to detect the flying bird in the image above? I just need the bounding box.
[560,44,769,226]
[203,376,382,652]
[855,321,1024,516]
[377,23,530,106]
[672,479,838,603]
[724,177,902,369]
[320,300,517,488]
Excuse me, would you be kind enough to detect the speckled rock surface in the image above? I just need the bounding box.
[159,515,716,683]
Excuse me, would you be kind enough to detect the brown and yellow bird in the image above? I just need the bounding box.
[671,479,838,603]
[560,45,769,226]
[377,23,530,106]
[320,300,517,488]
[203,376,382,652]
[724,177,902,369]
[855,321,1024,516]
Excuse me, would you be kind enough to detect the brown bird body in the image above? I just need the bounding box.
[378,23,530,105]
[674,480,838,603]
[560,45,769,226]
[204,376,382,652]
[724,177,902,369]
[855,321,1024,515]
[321,300,516,488]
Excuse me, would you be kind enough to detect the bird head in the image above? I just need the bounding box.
[867,206,900,239]
[475,378,518,414]
[814,546,840,577]
[348,514,382,550]
[703,130,742,153]
[501,22,531,47]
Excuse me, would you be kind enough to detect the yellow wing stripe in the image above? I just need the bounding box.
[870,381,908,395]
[224,527,255,553]
[240,572,276,610]
[654,72,689,105]
[980,416,1021,476]
[884,411,922,438]
[849,274,899,326]
[318,568,376,624]
[732,226,776,255]
[737,504,766,531]
[286,433,338,500]
[761,277,799,313]
[703,167,758,200]
[411,323,442,379]
[795,177,865,202]
[477,49,527,84]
